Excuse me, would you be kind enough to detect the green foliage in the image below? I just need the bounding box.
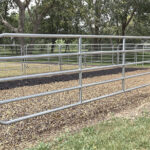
[1,0,150,44]
[26,142,50,150]
[55,39,65,44]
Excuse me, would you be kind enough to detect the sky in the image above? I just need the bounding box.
[8,0,35,14]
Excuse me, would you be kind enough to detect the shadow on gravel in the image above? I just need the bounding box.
[0,67,148,90]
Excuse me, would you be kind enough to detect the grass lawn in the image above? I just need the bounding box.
[26,115,150,150]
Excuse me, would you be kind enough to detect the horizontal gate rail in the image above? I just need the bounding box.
[0,49,150,61]
[1,33,150,125]
[1,60,150,83]
[1,70,150,105]
[1,33,150,39]
[1,83,150,125]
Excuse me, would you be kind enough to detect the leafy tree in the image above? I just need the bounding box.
[40,0,83,52]
[110,0,139,36]
[130,1,150,36]
[81,0,110,43]
[0,0,150,47]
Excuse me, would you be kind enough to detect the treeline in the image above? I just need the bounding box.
[0,0,150,44]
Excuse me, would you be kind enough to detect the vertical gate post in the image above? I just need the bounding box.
[122,38,126,91]
[78,37,82,103]
[101,45,103,63]
[21,46,24,73]
[59,44,62,71]
[4,45,6,70]
[117,44,120,64]
[134,45,137,66]
[47,44,51,71]
[112,44,114,65]
[23,45,27,74]
[47,44,50,63]
[142,45,145,66]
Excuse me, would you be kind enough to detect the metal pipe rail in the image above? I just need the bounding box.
[1,83,150,125]
[1,33,150,39]
[1,33,150,125]
[0,60,150,83]
[1,70,150,105]
[0,48,150,61]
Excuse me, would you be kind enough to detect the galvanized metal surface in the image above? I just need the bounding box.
[1,33,150,39]
[0,34,150,125]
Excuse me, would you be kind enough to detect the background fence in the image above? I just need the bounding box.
[0,33,150,125]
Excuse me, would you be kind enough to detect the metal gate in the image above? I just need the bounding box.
[0,33,150,125]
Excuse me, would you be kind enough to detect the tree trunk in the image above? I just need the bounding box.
[122,24,126,36]
[51,39,56,53]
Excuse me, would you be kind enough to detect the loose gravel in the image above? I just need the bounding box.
[1,66,150,149]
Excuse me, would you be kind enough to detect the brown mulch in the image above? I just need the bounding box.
[0,67,150,149]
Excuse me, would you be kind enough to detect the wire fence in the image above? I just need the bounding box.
[0,33,150,125]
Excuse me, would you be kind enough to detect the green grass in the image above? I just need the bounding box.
[26,116,150,150]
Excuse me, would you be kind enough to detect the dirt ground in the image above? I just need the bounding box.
[1,66,150,149]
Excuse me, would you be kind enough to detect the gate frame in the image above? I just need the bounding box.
[0,33,150,125]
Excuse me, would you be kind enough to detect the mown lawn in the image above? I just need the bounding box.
[26,115,150,150]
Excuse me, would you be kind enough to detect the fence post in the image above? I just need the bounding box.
[4,45,6,70]
[47,45,50,63]
[21,46,24,74]
[112,44,114,64]
[101,45,103,63]
[78,37,82,103]
[117,44,120,64]
[91,45,93,64]
[23,45,27,74]
[59,44,62,71]
[134,45,137,66]
[122,38,126,91]
[142,45,145,66]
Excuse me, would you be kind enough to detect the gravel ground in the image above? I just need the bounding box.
[1,66,150,149]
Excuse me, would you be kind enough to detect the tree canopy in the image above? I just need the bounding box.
[0,0,149,40]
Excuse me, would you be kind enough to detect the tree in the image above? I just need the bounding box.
[41,0,83,52]
[0,0,55,46]
[0,0,31,51]
[81,0,110,43]
[110,0,138,36]
[129,1,150,36]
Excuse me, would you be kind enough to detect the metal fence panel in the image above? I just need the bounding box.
[1,33,150,124]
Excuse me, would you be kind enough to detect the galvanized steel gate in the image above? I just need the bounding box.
[0,33,150,125]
